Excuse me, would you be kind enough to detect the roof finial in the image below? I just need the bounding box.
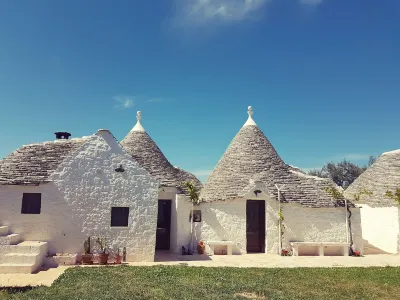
[131,110,145,132]
[248,106,253,117]
[243,105,257,127]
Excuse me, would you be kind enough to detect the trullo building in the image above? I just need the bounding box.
[173,107,363,256]
[344,149,400,254]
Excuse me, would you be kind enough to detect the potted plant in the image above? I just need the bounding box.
[114,248,123,264]
[353,251,361,257]
[96,236,109,265]
[197,240,205,254]
[281,249,291,256]
[81,237,93,265]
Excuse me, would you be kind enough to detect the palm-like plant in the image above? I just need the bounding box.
[183,181,200,253]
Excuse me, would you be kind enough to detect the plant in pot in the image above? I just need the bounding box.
[115,248,123,264]
[96,236,109,265]
[81,237,93,265]
[197,240,205,254]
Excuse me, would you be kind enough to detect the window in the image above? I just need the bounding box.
[189,210,202,222]
[111,207,129,227]
[21,193,41,214]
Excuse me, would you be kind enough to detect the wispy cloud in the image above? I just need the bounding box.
[299,0,323,5]
[172,0,269,27]
[113,95,172,108]
[113,96,134,109]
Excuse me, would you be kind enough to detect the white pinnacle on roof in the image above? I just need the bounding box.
[243,106,257,127]
[131,111,145,132]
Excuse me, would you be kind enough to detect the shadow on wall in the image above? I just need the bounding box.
[200,206,244,255]
[362,239,391,254]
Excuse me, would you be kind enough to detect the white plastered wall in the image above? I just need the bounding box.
[0,183,83,254]
[0,131,159,262]
[282,204,363,255]
[174,185,280,254]
[49,131,159,262]
[358,204,399,254]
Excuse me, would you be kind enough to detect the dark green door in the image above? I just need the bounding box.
[155,200,172,250]
[246,200,265,253]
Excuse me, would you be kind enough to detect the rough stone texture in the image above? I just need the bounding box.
[344,149,400,207]
[0,184,81,254]
[50,131,159,262]
[0,131,159,262]
[121,130,202,193]
[201,125,345,207]
[0,138,88,185]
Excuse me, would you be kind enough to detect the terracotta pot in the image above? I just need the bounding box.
[197,245,205,254]
[81,254,93,265]
[98,253,109,265]
[115,255,123,264]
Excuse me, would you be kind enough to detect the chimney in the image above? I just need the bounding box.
[55,132,71,140]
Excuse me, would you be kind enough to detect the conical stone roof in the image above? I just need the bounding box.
[120,111,202,192]
[344,149,400,206]
[200,106,343,207]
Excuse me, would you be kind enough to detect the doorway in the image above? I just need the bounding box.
[246,200,265,253]
[155,200,172,250]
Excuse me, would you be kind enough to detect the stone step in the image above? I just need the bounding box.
[0,234,20,245]
[0,263,34,274]
[2,253,39,265]
[0,226,9,236]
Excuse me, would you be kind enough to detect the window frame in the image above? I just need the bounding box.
[111,207,130,227]
[21,193,42,214]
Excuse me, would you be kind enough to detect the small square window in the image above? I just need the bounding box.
[189,210,202,222]
[21,193,41,214]
[111,207,129,227]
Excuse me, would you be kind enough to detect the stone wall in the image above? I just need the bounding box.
[282,204,363,255]
[174,189,280,254]
[173,193,361,256]
[0,183,82,254]
[50,131,159,262]
[0,131,159,262]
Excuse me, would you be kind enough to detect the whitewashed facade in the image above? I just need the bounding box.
[0,130,159,262]
[344,149,400,254]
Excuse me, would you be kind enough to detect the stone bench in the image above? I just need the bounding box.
[290,242,350,256]
[206,240,234,255]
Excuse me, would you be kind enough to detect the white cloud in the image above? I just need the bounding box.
[299,0,323,6]
[113,96,134,109]
[172,0,269,27]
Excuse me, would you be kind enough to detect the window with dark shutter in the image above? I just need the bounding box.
[111,207,129,227]
[21,193,41,214]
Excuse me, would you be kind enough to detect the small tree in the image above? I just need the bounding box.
[309,156,376,188]
[183,181,201,253]
[324,186,372,255]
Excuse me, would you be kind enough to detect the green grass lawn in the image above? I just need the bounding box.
[1,266,400,300]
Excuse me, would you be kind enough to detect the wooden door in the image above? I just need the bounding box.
[246,200,265,253]
[155,200,172,250]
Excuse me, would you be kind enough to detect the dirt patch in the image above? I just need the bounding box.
[234,292,267,299]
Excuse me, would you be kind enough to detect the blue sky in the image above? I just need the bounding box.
[0,0,399,183]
